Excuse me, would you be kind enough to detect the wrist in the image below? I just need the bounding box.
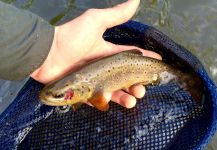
[31,26,61,84]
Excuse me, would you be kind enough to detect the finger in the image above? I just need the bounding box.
[105,42,162,60]
[141,50,162,60]
[111,90,137,108]
[103,92,112,102]
[101,0,140,29]
[124,84,146,99]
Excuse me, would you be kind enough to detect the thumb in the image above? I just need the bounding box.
[105,42,162,60]
[101,0,140,29]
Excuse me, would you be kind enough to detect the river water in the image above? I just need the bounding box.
[0,0,217,149]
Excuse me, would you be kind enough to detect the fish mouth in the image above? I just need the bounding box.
[39,91,70,106]
[52,93,65,99]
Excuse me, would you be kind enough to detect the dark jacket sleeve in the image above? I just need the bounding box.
[0,1,54,80]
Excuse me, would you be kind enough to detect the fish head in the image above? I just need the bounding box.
[39,82,93,106]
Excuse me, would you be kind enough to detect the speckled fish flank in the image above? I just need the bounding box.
[39,50,203,111]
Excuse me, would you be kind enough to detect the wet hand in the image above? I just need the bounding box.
[31,0,161,109]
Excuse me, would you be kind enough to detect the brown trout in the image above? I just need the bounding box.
[39,50,203,111]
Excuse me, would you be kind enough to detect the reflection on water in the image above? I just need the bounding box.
[1,0,217,148]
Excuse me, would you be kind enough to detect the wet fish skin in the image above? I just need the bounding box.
[39,50,202,111]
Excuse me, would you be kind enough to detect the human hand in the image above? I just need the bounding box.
[31,0,161,109]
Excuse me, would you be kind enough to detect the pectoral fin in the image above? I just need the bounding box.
[71,103,83,111]
[88,92,109,111]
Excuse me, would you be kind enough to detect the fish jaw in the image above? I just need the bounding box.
[40,94,71,106]
[39,82,95,106]
[39,89,76,106]
[40,87,83,106]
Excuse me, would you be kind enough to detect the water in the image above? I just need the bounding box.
[2,0,216,82]
[0,0,216,149]
[133,108,169,140]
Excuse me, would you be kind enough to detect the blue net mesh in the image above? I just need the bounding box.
[0,21,216,150]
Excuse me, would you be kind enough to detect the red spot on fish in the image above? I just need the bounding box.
[64,89,74,100]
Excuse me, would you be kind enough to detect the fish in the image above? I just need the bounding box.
[39,50,203,111]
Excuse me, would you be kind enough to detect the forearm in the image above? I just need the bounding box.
[0,1,54,80]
